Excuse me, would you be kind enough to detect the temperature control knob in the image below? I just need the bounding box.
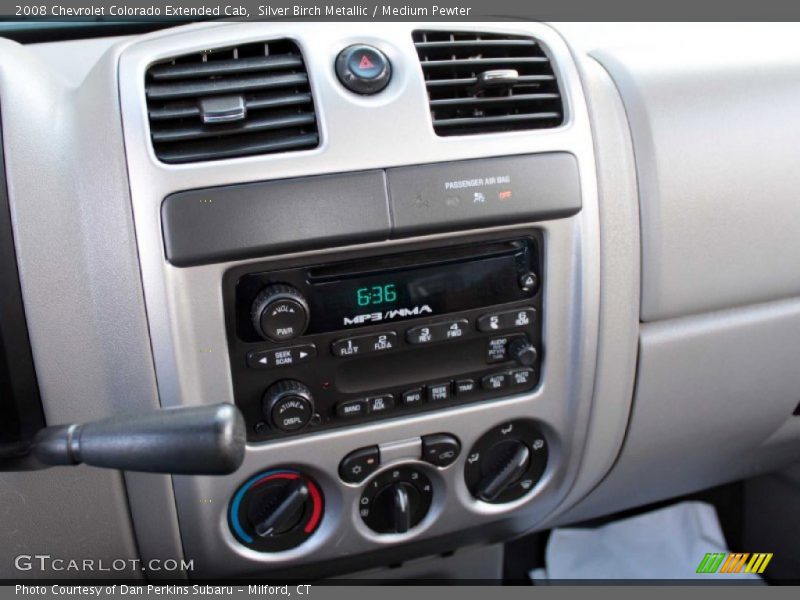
[229,469,324,552]
[251,284,309,342]
[263,380,314,432]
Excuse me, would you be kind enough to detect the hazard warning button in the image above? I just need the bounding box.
[335,44,392,95]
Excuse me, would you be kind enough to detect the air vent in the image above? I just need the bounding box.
[412,31,563,136]
[145,40,318,164]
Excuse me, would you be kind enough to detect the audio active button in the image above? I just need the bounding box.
[331,332,397,358]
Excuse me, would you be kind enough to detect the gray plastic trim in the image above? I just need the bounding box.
[162,170,390,266]
[556,296,800,525]
[590,30,800,321]
[0,38,155,577]
[117,21,603,576]
[534,52,641,528]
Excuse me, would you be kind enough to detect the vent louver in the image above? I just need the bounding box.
[145,40,318,164]
[412,31,563,136]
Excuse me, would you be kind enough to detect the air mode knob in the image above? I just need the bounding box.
[263,380,314,432]
[251,284,310,342]
[465,420,548,504]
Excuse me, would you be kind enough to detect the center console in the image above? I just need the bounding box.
[116,21,602,579]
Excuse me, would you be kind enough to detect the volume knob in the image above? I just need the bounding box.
[263,380,314,432]
[251,284,309,342]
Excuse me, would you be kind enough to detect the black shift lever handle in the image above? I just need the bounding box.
[32,403,245,475]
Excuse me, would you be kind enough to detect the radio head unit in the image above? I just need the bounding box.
[223,235,543,442]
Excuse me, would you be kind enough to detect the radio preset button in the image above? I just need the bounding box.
[402,388,424,406]
[336,399,368,418]
[453,379,477,396]
[247,344,317,369]
[481,372,510,391]
[406,320,470,344]
[427,382,451,403]
[331,332,397,358]
[367,394,395,414]
[509,368,535,389]
[339,446,381,483]
[477,308,536,333]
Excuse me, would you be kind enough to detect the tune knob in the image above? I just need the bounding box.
[251,284,309,342]
[509,337,537,367]
[263,380,314,432]
[229,469,324,552]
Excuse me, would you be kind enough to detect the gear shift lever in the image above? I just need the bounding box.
[28,403,245,475]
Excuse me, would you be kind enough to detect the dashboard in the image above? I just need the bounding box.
[0,21,799,580]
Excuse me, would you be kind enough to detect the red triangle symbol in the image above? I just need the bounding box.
[358,54,374,69]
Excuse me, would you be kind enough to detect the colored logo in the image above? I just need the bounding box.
[696,552,773,575]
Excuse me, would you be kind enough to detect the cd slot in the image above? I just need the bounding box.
[307,239,525,282]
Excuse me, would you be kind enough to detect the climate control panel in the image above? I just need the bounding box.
[223,236,544,442]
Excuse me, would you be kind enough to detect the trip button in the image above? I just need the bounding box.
[336,399,368,418]
[406,319,469,344]
[427,382,451,403]
[247,344,317,369]
[481,372,510,391]
[509,368,535,389]
[453,379,477,396]
[339,446,380,483]
[402,388,424,406]
[331,332,397,358]
[366,394,395,415]
[421,434,461,467]
[477,308,535,332]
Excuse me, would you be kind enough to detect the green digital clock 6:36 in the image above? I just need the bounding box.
[356,284,397,307]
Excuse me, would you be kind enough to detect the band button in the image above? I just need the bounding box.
[336,399,368,418]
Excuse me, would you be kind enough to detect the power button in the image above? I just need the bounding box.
[335,45,392,95]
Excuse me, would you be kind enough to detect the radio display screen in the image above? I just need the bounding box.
[303,245,533,333]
